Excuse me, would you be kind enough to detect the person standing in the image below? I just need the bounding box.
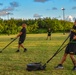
[54,20,76,70]
[46,28,52,40]
[16,23,27,52]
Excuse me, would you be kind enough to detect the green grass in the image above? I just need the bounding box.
[0,33,76,75]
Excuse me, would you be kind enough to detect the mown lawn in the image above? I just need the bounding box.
[0,33,76,75]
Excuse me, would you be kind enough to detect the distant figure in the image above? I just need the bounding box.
[16,23,27,52]
[46,28,52,40]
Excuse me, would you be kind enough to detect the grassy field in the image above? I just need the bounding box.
[0,33,76,75]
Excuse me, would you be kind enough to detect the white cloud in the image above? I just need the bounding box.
[10,1,19,7]
[72,6,76,10]
[66,15,75,22]
[0,1,19,16]
[73,0,76,1]
[34,0,50,3]
[0,3,3,6]
[52,7,58,10]
[0,11,7,16]
[33,14,42,18]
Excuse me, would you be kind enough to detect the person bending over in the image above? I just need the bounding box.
[16,23,27,52]
[55,20,76,71]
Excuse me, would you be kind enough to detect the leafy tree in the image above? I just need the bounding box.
[27,22,39,33]
[0,17,74,34]
[0,24,3,33]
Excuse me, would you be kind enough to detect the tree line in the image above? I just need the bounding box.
[0,17,73,34]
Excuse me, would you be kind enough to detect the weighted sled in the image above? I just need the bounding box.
[26,63,46,71]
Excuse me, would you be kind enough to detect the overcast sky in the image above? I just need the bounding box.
[0,0,76,19]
